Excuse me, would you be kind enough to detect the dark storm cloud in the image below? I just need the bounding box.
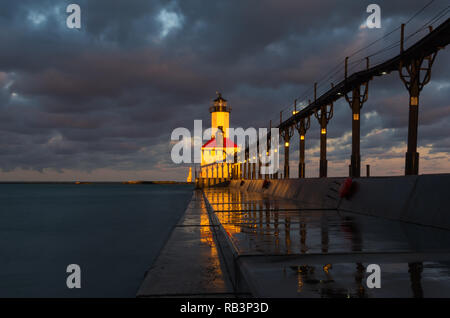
[0,0,449,179]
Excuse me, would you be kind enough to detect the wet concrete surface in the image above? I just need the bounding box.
[203,187,450,298]
[137,191,235,297]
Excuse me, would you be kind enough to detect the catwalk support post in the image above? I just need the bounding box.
[280,111,294,179]
[345,57,369,178]
[295,116,310,178]
[399,24,437,175]
[314,83,333,178]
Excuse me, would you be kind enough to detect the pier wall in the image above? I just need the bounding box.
[229,174,450,230]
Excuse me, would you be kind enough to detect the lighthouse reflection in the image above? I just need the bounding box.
[204,187,430,297]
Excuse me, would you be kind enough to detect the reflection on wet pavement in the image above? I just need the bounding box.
[203,187,450,297]
[137,190,235,297]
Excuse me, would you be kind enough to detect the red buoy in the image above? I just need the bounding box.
[339,177,353,198]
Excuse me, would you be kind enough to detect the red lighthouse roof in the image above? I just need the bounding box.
[202,136,238,149]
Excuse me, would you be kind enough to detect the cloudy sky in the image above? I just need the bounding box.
[0,0,449,181]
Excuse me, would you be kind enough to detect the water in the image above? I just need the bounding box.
[0,183,193,297]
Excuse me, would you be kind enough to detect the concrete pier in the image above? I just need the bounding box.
[201,176,450,297]
[137,190,237,297]
[139,174,450,298]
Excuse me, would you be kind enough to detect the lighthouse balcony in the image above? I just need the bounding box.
[209,105,231,113]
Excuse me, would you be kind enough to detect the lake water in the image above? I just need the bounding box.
[0,183,194,297]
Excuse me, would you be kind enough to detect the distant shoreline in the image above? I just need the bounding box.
[0,181,193,185]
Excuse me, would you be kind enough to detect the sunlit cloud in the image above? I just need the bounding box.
[157,9,183,38]
[27,11,47,26]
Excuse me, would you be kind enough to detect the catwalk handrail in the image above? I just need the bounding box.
[277,18,450,130]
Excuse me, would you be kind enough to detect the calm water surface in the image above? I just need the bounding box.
[0,183,193,297]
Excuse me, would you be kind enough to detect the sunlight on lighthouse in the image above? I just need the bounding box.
[200,92,239,178]
[186,167,192,183]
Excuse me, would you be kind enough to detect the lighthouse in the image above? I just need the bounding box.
[200,92,239,178]
[210,92,231,138]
